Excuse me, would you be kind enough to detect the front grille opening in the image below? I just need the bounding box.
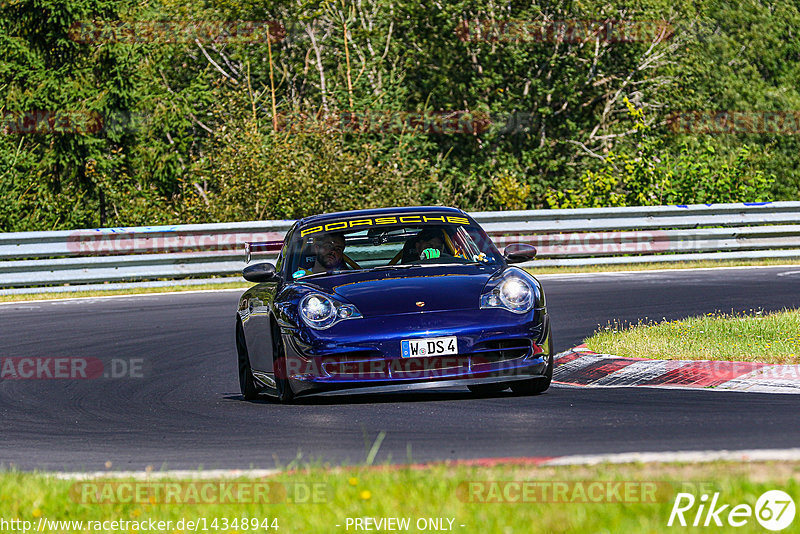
[321,351,383,363]
[319,351,386,378]
[472,339,531,362]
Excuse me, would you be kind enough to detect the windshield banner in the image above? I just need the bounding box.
[299,214,470,237]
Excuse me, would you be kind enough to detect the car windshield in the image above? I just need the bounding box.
[285,216,503,279]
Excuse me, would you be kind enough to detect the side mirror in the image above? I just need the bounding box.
[503,243,537,264]
[243,262,279,283]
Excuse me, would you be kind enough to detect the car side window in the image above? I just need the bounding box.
[275,244,285,274]
[275,225,298,278]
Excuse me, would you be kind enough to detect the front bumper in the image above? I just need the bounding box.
[280,308,551,396]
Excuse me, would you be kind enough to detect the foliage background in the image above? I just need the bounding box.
[0,0,797,231]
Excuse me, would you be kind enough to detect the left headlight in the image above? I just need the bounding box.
[480,270,535,314]
[300,293,362,330]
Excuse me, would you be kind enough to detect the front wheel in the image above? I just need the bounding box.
[510,336,554,396]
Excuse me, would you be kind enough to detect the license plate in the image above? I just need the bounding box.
[401,336,458,358]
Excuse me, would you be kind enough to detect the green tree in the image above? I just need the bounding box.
[547,98,774,208]
[0,0,149,231]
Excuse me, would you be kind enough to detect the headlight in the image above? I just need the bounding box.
[300,293,362,330]
[499,277,532,310]
[480,271,535,314]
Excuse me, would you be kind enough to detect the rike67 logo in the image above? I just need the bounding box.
[668,490,795,531]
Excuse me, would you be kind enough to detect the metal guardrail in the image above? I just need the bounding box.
[1,202,799,290]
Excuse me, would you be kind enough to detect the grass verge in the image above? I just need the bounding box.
[528,257,799,275]
[1,461,798,533]
[0,281,251,303]
[585,309,800,364]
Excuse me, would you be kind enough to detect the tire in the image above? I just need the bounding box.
[510,336,554,396]
[236,320,259,401]
[271,320,295,404]
[468,383,509,395]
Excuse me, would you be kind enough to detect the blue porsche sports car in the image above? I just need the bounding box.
[236,206,552,402]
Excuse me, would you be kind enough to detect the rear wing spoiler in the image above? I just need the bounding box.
[244,241,283,263]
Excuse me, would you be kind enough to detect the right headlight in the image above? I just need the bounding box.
[480,270,536,314]
[299,293,362,330]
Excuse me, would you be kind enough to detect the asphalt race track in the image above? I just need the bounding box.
[2,266,800,471]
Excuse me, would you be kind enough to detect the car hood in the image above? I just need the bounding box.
[301,265,500,317]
